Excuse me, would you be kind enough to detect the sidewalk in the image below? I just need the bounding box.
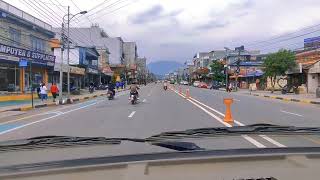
[0,88,128,113]
[223,88,320,105]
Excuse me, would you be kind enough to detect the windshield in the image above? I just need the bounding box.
[1,0,320,167]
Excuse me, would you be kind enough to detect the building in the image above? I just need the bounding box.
[123,42,137,67]
[104,37,124,65]
[0,0,55,93]
[53,46,99,88]
[136,57,147,84]
[295,48,320,93]
[52,25,114,86]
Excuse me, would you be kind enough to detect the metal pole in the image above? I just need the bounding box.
[67,5,70,96]
[29,61,33,108]
[59,23,64,103]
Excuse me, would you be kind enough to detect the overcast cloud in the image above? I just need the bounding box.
[5,0,320,63]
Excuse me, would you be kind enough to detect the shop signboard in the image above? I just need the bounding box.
[87,67,99,74]
[70,67,85,75]
[0,43,55,66]
[19,59,28,67]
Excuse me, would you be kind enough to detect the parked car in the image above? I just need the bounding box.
[210,81,224,89]
[180,81,189,85]
[193,81,200,87]
[198,82,208,89]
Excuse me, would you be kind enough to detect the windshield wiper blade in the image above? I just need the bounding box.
[147,124,320,140]
[0,136,204,152]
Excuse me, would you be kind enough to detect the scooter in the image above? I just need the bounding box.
[130,94,138,105]
[107,90,115,100]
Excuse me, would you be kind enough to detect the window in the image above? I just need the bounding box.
[9,27,21,46]
[30,35,46,52]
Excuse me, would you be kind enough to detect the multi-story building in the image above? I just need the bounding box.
[0,0,55,93]
[123,42,137,67]
[136,57,147,84]
[52,25,114,86]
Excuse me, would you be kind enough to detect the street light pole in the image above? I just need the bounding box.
[62,7,87,97]
[67,6,70,96]
[59,23,64,103]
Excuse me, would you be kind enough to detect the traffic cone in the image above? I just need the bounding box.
[185,89,190,99]
[223,98,234,125]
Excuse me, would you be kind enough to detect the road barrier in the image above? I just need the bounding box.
[223,98,234,125]
[185,89,190,99]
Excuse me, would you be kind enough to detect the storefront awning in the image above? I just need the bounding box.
[102,66,114,76]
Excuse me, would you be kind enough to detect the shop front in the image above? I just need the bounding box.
[0,43,55,93]
[85,66,99,87]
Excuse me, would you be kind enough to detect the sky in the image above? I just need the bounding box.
[4,0,320,63]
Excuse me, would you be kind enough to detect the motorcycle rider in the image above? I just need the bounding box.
[108,82,116,97]
[129,81,139,99]
[163,81,168,90]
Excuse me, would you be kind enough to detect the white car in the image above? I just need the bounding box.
[193,81,200,87]
[180,81,189,85]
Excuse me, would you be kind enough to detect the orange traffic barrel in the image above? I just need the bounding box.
[185,89,190,98]
[223,98,234,125]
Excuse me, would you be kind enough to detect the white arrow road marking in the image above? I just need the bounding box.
[143,99,146,102]
[128,111,136,118]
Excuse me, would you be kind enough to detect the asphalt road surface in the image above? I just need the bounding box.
[0,84,320,149]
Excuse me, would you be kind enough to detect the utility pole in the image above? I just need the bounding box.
[59,23,65,103]
[67,6,71,96]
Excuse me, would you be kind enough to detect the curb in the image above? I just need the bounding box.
[251,93,320,106]
[1,91,110,113]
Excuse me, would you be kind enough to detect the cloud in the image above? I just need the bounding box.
[129,4,183,25]
[196,20,230,30]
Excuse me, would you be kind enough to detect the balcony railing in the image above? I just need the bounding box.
[0,0,52,31]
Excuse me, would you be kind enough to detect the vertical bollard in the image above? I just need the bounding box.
[223,98,234,125]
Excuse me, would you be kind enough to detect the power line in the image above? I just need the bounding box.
[246,23,320,47]
[27,0,95,46]
[69,0,94,24]
[248,28,320,51]
[87,0,129,18]
[86,0,112,14]
[76,0,133,25]
[93,0,137,21]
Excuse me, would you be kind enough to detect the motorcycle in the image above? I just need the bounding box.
[130,94,138,105]
[89,85,94,94]
[107,90,115,100]
[163,85,168,91]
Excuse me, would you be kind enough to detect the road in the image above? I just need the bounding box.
[0,84,320,149]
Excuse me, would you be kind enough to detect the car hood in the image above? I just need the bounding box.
[0,134,320,167]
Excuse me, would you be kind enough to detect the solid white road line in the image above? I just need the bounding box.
[280,110,303,117]
[172,89,286,148]
[128,111,136,118]
[233,99,241,102]
[0,102,99,135]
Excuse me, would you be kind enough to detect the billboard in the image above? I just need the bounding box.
[304,36,320,48]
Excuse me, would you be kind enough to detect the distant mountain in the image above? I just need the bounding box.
[147,61,183,75]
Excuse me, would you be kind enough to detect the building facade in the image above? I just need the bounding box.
[123,42,137,67]
[0,0,55,93]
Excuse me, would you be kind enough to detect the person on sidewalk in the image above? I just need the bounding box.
[40,83,48,102]
[50,83,59,102]
[37,83,41,99]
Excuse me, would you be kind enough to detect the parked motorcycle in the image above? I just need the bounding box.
[107,90,115,100]
[89,85,94,94]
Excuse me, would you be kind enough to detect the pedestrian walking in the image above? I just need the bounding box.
[50,83,59,102]
[40,83,48,102]
[37,83,41,99]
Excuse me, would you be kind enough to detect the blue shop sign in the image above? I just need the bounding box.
[0,43,55,66]
[19,59,28,67]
